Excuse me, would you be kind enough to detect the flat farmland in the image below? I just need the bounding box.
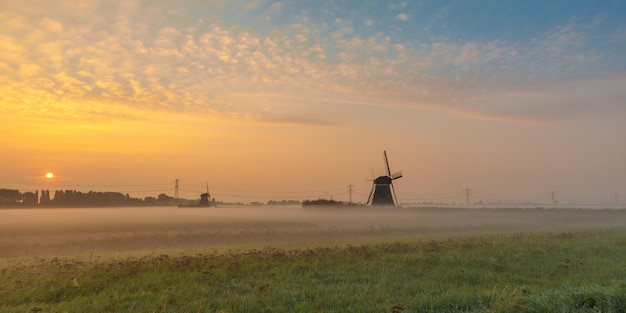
[3,206,626,312]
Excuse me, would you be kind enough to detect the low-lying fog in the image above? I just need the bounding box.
[2,206,626,259]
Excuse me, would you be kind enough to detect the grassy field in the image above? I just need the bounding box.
[2,228,626,312]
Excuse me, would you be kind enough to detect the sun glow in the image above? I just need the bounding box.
[45,172,54,179]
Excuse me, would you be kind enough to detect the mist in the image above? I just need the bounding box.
[2,206,626,260]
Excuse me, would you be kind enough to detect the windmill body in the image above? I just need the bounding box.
[367,151,403,207]
[199,193,210,206]
[370,176,394,206]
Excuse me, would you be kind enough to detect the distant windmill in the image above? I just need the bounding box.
[199,182,210,207]
[367,151,403,207]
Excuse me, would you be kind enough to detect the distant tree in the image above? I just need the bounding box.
[21,191,38,206]
[0,189,20,206]
[103,192,130,206]
[302,199,356,207]
[267,199,301,206]
[40,190,51,206]
[156,193,176,205]
[64,190,75,205]
[53,190,65,206]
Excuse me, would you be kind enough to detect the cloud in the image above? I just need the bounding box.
[245,0,269,10]
[395,13,410,21]
[0,10,26,30]
[253,115,340,127]
[271,2,283,10]
[0,34,27,67]
[1,1,623,126]
[40,17,63,32]
[470,74,626,121]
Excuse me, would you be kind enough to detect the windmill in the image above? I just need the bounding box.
[199,182,210,207]
[367,151,403,207]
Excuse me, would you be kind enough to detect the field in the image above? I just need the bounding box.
[2,206,626,312]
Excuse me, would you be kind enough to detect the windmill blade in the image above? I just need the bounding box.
[390,182,399,207]
[391,171,403,180]
[384,150,391,177]
[367,183,375,205]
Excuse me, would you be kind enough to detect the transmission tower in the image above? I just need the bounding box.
[346,184,354,203]
[549,191,557,205]
[464,188,472,206]
[175,179,179,203]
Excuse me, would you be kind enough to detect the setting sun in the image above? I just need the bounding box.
[45,172,54,179]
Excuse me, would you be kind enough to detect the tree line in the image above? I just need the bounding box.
[0,188,174,208]
[0,188,306,208]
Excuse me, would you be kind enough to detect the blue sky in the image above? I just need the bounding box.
[1,0,625,204]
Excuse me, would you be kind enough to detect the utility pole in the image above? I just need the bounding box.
[549,191,557,205]
[175,179,179,204]
[346,184,354,203]
[613,193,619,205]
[463,188,472,206]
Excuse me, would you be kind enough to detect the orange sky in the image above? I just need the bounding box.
[2,1,625,204]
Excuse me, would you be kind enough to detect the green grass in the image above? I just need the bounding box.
[2,229,626,312]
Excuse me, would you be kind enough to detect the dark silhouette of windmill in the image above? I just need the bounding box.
[199,182,210,207]
[367,151,403,207]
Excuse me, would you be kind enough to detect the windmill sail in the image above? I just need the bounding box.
[391,171,403,180]
[384,151,391,177]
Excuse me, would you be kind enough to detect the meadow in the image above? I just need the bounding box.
[2,206,626,312]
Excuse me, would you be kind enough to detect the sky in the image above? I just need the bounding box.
[1,0,625,205]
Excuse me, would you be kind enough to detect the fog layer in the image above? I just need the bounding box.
[2,206,626,259]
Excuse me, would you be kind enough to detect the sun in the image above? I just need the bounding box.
[45,172,54,179]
